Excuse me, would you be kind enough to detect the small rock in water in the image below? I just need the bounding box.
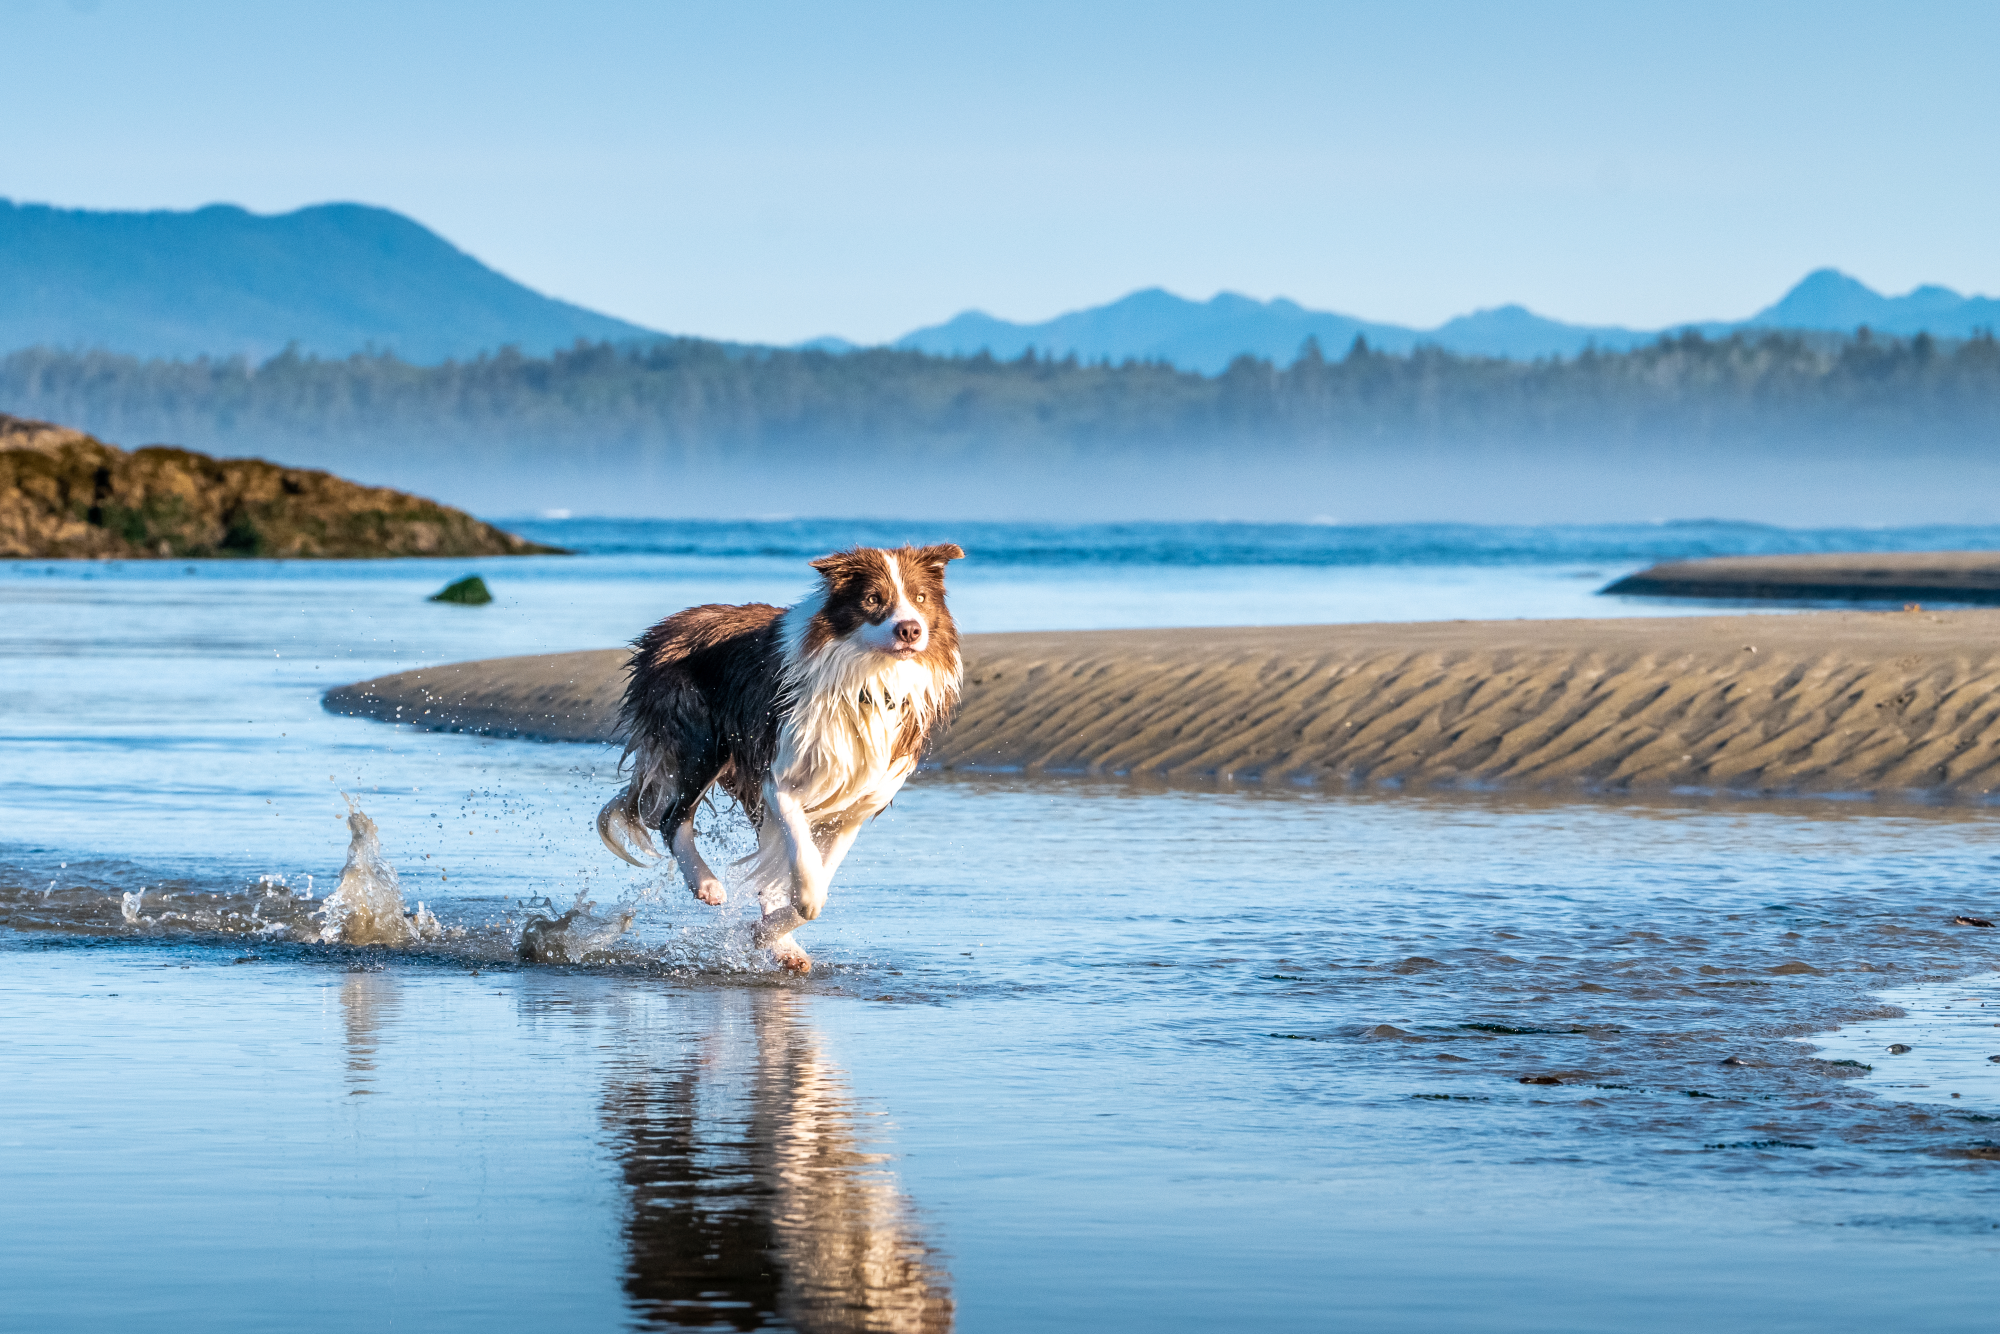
[1952,915,1995,928]
[1519,1075,1563,1085]
[1886,1043,1912,1054]
[429,575,492,606]
[1365,1024,1414,1039]
[1719,1055,1749,1066]
[1988,1055,2000,1063]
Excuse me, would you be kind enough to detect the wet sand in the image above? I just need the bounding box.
[1605,550,2000,603]
[325,608,2000,800]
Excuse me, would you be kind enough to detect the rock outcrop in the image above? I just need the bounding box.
[0,413,561,558]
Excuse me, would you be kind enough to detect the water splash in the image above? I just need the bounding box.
[3,799,765,974]
[316,797,444,947]
[518,890,636,964]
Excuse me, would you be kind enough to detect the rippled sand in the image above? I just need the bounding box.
[330,607,2000,799]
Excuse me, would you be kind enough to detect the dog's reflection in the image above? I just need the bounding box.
[602,990,954,1332]
[337,970,397,1091]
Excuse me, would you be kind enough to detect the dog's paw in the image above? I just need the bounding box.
[693,878,726,906]
[773,940,813,974]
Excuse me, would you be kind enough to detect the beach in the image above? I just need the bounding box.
[328,607,2000,801]
[16,8,2000,1327]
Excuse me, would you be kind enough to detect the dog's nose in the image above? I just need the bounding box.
[894,619,924,645]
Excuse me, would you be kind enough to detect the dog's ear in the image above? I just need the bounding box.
[917,543,966,566]
[809,549,865,580]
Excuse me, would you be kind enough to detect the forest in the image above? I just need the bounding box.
[5,328,1997,453]
[4,328,1996,522]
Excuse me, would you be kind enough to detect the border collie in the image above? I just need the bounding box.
[597,544,965,971]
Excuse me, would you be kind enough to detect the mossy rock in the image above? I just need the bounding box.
[1,413,568,559]
[430,575,493,605]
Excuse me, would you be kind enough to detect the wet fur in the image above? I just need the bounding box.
[607,601,789,841]
[599,545,964,967]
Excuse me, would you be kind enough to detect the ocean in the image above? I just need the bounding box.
[5,519,2000,1332]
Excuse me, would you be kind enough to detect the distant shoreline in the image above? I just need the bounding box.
[324,608,2000,803]
[1605,551,2000,604]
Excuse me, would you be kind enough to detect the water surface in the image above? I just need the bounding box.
[6,522,2000,1331]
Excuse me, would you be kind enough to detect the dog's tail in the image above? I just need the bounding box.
[596,784,661,867]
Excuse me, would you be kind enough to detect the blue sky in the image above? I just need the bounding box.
[4,0,1997,344]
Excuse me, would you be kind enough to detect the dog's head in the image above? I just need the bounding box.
[803,544,965,660]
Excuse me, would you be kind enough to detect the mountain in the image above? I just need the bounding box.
[892,289,1657,371]
[0,199,659,363]
[1747,267,2000,338]
[890,271,1999,372]
[793,335,862,354]
[8,194,1994,372]
[895,289,1411,368]
[1422,304,1656,359]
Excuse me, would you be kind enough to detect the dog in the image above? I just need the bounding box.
[597,543,965,971]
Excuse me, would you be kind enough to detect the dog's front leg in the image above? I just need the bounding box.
[800,757,913,899]
[765,780,831,919]
[814,812,867,885]
[670,820,726,905]
[814,761,910,883]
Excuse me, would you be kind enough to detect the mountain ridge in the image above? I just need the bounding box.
[887,268,2000,371]
[2,197,1996,370]
[0,198,658,363]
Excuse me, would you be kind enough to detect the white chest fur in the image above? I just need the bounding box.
[775,652,942,817]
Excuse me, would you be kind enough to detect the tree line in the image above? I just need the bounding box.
[4,326,1998,462]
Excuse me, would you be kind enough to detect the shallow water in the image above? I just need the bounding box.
[7,525,2000,1331]
[1808,971,2000,1110]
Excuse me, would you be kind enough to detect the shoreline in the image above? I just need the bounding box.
[1604,551,2000,604]
[324,608,2000,802]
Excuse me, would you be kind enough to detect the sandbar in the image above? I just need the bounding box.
[324,609,2000,800]
[1604,551,2000,604]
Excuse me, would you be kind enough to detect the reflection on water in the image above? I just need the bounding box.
[338,970,397,1092]
[600,992,953,1332]
[324,976,953,1331]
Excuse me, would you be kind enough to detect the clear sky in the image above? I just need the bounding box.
[4,0,1997,345]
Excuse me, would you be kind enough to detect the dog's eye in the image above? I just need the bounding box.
[915,593,926,603]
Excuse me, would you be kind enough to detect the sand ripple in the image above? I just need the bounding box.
[326,609,2000,800]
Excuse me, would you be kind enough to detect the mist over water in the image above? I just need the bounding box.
[23,326,2000,525]
[6,522,2000,1331]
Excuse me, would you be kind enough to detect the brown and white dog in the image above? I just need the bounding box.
[597,544,965,971]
